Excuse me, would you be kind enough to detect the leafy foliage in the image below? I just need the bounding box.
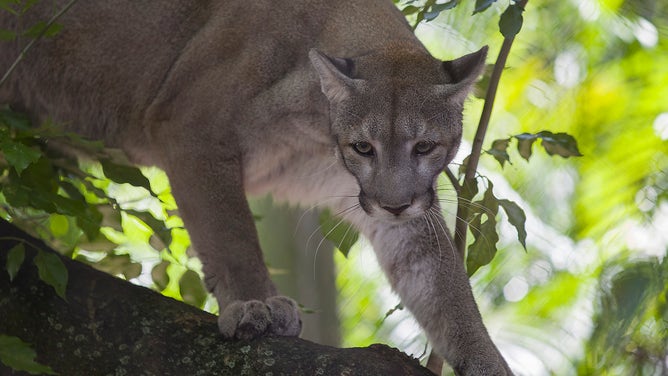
[580,257,668,374]
[0,335,56,375]
[463,180,527,275]
[0,0,62,28]
[497,199,526,249]
[466,183,500,276]
[498,2,524,38]
[0,109,209,314]
[398,0,462,27]
[473,0,496,15]
[395,0,526,39]
[487,131,583,167]
[5,242,24,281]
[33,249,68,300]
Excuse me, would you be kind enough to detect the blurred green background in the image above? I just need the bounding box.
[1,0,667,375]
[356,1,668,374]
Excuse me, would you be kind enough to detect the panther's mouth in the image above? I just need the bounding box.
[358,188,435,222]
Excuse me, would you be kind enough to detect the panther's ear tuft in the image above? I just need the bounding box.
[309,49,358,103]
[443,46,488,85]
[439,46,488,103]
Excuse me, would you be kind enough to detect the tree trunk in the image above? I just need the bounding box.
[0,219,432,376]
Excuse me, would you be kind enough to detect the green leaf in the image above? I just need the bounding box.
[319,209,359,258]
[100,159,155,196]
[34,250,68,301]
[50,194,88,216]
[0,109,32,130]
[473,0,496,14]
[79,178,115,202]
[401,5,420,15]
[10,156,58,193]
[0,2,19,16]
[538,131,583,158]
[418,0,460,21]
[515,133,538,161]
[2,157,65,215]
[179,269,207,308]
[47,194,102,240]
[610,263,655,322]
[460,175,479,202]
[487,138,511,167]
[480,181,500,216]
[0,137,42,174]
[594,261,661,350]
[58,180,86,202]
[465,182,501,275]
[48,214,69,237]
[499,199,527,249]
[431,1,459,12]
[20,0,41,14]
[6,243,26,281]
[413,10,425,29]
[1,183,32,209]
[0,28,15,41]
[126,210,172,248]
[22,21,63,38]
[76,210,103,241]
[0,335,57,375]
[423,10,440,21]
[466,213,499,276]
[499,2,524,38]
[458,155,470,177]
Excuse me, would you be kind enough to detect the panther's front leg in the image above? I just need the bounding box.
[366,214,513,375]
[155,125,301,340]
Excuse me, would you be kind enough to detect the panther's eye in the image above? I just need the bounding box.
[352,142,374,156]
[414,141,436,155]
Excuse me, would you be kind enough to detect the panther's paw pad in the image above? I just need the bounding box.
[218,296,301,340]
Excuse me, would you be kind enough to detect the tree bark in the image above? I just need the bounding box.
[0,219,432,376]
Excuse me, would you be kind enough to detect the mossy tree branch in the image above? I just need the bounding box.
[0,219,432,376]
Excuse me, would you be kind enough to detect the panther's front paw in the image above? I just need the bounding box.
[218,296,302,340]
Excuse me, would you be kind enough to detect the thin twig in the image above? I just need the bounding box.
[443,166,461,193]
[432,1,528,374]
[0,0,79,88]
[453,0,528,260]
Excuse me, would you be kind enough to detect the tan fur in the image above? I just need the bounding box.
[0,1,511,373]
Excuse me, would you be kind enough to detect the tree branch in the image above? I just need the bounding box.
[0,219,433,376]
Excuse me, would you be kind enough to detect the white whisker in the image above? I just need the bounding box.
[424,211,442,265]
[429,208,457,270]
[304,203,360,255]
[293,194,358,236]
[312,204,360,278]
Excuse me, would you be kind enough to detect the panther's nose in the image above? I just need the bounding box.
[382,204,411,216]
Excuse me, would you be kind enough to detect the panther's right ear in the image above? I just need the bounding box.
[438,46,488,103]
[309,49,358,103]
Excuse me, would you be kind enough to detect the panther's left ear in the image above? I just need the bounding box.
[309,49,361,104]
[439,46,488,102]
